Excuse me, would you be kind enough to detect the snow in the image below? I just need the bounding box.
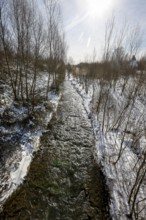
[0,139,39,206]
[48,90,61,110]
[130,60,138,68]
[70,74,146,220]
[0,73,61,211]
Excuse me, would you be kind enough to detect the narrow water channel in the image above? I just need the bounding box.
[0,80,111,220]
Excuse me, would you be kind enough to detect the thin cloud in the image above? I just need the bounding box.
[87,37,91,48]
[78,32,84,42]
[65,12,89,32]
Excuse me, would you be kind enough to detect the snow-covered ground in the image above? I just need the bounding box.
[70,74,146,220]
[0,73,61,211]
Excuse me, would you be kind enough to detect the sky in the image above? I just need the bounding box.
[60,0,146,64]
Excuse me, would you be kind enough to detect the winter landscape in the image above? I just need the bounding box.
[0,0,146,219]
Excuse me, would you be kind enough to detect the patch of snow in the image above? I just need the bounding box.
[70,74,146,219]
[0,76,61,211]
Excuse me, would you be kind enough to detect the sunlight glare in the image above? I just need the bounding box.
[85,0,114,18]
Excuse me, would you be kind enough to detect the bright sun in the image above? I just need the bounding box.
[85,0,114,18]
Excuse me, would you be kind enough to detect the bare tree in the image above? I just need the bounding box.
[0,0,16,97]
[103,15,115,62]
[127,25,142,58]
[43,0,66,97]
